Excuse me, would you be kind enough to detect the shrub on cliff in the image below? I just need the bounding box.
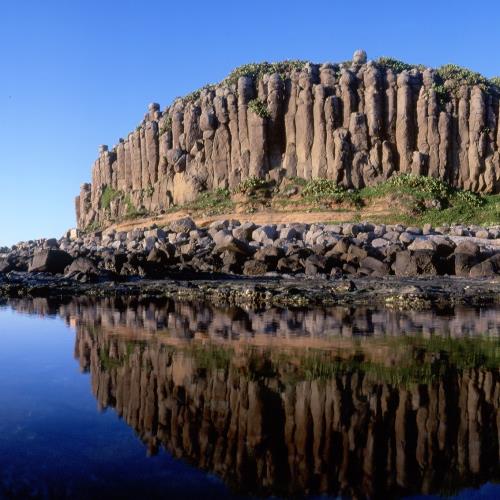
[490,76,500,88]
[377,57,425,73]
[100,187,122,210]
[234,177,270,195]
[247,98,270,119]
[224,60,308,87]
[159,116,172,136]
[436,64,490,91]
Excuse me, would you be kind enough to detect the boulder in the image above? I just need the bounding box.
[233,222,257,241]
[29,249,73,274]
[65,257,99,282]
[277,255,303,274]
[454,241,480,257]
[243,260,269,276]
[251,225,278,243]
[393,250,439,276]
[408,238,437,252]
[254,246,284,265]
[360,256,389,275]
[169,217,196,233]
[454,253,478,277]
[469,254,500,277]
[213,230,253,256]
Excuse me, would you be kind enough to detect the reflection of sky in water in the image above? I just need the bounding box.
[0,309,234,499]
[0,304,498,499]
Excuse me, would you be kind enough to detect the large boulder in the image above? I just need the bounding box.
[65,257,99,282]
[243,259,269,276]
[393,250,439,276]
[29,249,73,274]
[213,230,253,256]
[469,254,500,277]
[251,225,278,243]
[169,216,196,234]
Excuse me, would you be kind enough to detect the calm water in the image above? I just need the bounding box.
[0,297,499,499]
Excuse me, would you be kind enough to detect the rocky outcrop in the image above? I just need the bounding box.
[76,52,500,229]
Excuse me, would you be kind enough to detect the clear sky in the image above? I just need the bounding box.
[0,0,499,246]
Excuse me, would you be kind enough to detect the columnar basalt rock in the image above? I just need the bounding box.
[76,51,500,230]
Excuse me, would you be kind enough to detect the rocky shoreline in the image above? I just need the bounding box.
[1,272,500,310]
[2,217,500,280]
[1,216,500,308]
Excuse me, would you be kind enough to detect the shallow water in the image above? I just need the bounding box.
[0,298,499,499]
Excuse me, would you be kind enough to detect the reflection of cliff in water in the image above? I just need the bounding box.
[6,297,500,498]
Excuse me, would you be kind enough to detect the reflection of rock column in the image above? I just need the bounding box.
[70,322,500,498]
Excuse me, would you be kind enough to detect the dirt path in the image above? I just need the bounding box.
[108,205,394,233]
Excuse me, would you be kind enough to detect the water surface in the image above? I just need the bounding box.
[1,298,499,499]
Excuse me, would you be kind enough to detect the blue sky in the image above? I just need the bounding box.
[0,0,499,246]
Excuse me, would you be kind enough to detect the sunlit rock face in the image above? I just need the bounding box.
[8,297,497,498]
[76,52,500,229]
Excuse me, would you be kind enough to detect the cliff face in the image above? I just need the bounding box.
[76,51,500,229]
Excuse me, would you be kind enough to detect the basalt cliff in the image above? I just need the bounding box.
[76,50,500,230]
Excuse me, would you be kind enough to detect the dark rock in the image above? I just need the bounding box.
[277,255,303,274]
[29,249,73,274]
[304,255,328,275]
[254,246,284,265]
[469,254,500,277]
[360,256,390,275]
[454,253,478,277]
[213,231,253,256]
[65,257,97,275]
[243,260,269,276]
[454,241,480,257]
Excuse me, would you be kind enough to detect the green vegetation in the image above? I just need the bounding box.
[234,176,270,195]
[224,60,308,87]
[183,188,234,215]
[123,194,140,218]
[301,178,359,204]
[151,188,234,218]
[436,63,490,93]
[181,83,216,104]
[159,116,172,136]
[376,57,425,73]
[491,76,500,88]
[247,98,270,119]
[359,174,497,226]
[84,221,102,233]
[100,186,122,210]
[110,334,500,388]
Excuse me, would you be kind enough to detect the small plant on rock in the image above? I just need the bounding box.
[248,98,270,119]
[159,116,172,136]
[301,179,348,201]
[234,177,269,195]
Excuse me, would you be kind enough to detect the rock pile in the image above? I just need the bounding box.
[1,217,500,281]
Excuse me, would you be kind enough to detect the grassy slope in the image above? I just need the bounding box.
[151,175,500,228]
